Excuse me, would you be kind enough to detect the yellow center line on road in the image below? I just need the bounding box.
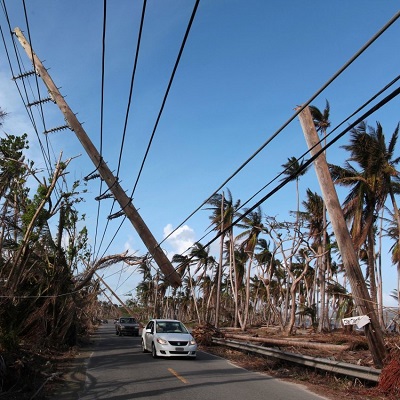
[168,368,189,384]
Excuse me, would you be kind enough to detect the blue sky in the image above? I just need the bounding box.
[1,1,399,308]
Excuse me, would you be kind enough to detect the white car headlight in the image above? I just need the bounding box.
[156,337,168,345]
[189,339,196,345]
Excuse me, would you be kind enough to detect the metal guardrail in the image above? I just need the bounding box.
[212,337,381,382]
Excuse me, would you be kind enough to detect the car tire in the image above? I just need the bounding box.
[152,343,158,358]
[142,340,148,353]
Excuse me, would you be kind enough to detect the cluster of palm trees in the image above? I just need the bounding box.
[135,103,400,335]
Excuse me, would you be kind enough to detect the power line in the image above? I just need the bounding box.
[93,0,108,260]
[94,0,148,261]
[116,0,147,179]
[96,0,201,261]
[238,73,400,216]
[166,81,400,276]
[129,0,200,197]
[0,1,53,177]
[201,85,400,254]
[158,10,400,249]
[2,3,399,289]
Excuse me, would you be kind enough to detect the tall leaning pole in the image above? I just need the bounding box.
[297,105,386,368]
[14,27,181,287]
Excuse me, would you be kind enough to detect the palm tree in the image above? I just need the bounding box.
[171,252,201,323]
[281,157,310,324]
[281,157,310,217]
[236,206,266,330]
[310,100,331,332]
[299,188,331,330]
[309,100,331,138]
[205,189,240,327]
[188,242,216,322]
[383,208,400,312]
[329,121,400,318]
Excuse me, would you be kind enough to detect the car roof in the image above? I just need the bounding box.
[153,319,180,322]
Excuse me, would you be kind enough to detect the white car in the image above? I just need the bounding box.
[142,319,197,359]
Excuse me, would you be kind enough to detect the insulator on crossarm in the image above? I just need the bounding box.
[43,124,70,134]
[95,192,114,201]
[84,172,101,182]
[108,210,125,220]
[12,70,36,80]
[27,97,53,107]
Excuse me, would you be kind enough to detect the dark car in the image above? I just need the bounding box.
[115,317,140,336]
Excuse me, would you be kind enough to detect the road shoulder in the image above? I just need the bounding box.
[48,338,95,399]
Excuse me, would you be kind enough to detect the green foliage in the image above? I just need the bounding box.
[0,130,99,354]
[20,184,50,235]
[296,304,317,327]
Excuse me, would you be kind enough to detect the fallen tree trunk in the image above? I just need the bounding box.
[224,333,351,351]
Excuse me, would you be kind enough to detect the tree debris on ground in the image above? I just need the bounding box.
[192,323,225,345]
[378,342,400,397]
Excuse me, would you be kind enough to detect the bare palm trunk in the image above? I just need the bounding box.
[242,255,254,330]
[317,242,328,332]
[388,190,400,312]
[367,229,378,314]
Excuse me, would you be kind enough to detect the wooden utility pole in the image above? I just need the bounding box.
[14,27,181,287]
[95,273,134,317]
[297,105,386,368]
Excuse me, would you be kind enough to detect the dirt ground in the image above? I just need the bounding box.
[199,326,400,400]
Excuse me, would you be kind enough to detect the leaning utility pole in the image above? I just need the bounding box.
[14,27,181,287]
[297,105,386,368]
[95,273,135,317]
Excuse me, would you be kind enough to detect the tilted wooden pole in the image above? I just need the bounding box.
[297,105,386,368]
[14,27,181,287]
[95,273,134,317]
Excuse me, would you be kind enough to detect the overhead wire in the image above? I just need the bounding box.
[159,84,400,287]
[116,0,147,179]
[21,0,49,138]
[2,3,399,290]
[237,73,400,215]
[188,73,400,252]
[130,0,200,197]
[19,0,66,202]
[92,0,108,261]
[0,0,54,177]
[197,85,400,258]
[98,7,400,284]
[157,9,400,249]
[96,0,201,261]
[94,0,148,261]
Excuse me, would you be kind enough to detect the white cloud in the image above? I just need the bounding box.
[123,235,136,253]
[163,223,195,256]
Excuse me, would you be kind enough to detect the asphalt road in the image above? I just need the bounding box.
[54,322,328,400]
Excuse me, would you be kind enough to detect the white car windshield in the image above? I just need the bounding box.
[156,322,188,333]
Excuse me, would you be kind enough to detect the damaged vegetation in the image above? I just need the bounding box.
[0,130,139,398]
[193,324,400,400]
[1,108,400,399]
